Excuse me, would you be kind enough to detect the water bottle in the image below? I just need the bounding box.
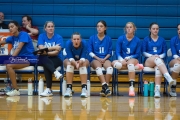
[143,80,148,97]
[62,79,66,96]
[149,82,154,97]
[38,76,44,95]
[87,80,90,96]
[28,78,33,95]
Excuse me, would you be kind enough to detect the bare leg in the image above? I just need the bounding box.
[103,60,112,85]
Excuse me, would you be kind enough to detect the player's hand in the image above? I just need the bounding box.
[177,57,180,61]
[101,58,106,64]
[124,56,131,61]
[75,61,79,69]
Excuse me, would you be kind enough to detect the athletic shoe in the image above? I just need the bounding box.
[6,89,20,96]
[100,88,111,97]
[154,87,161,98]
[64,88,72,97]
[135,63,144,70]
[80,88,88,98]
[166,79,175,94]
[6,96,20,102]
[129,86,135,96]
[54,70,63,80]
[40,88,53,97]
[169,85,177,97]
[40,97,53,105]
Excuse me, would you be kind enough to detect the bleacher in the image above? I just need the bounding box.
[0,0,180,82]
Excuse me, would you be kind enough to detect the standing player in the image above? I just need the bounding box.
[168,24,180,97]
[37,21,63,97]
[142,22,174,98]
[88,20,113,97]
[112,22,143,96]
[64,32,89,98]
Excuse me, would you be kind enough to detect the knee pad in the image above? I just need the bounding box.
[113,62,122,69]
[154,58,163,66]
[127,64,135,72]
[106,67,113,74]
[172,63,180,73]
[66,65,74,73]
[155,66,162,77]
[96,67,103,76]
[79,66,87,74]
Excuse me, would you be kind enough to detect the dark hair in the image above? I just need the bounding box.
[149,22,159,40]
[71,32,81,39]
[97,20,107,35]
[9,21,21,31]
[22,15,32,23]
[177,24,180,29]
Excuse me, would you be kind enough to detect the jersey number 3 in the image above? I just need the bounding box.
[99,47,104,53]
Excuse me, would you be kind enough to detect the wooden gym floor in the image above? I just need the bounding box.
[0,82,180,120]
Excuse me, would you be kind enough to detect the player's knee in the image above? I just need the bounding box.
[96,67,103,76]
[154,58,163,66]
[66,65,74,73]
[172,63,180,73]
[127,64,135,72]
[106,67,113,74]
[155,66,162,77]
[79,66,87,74]
[113,62,122,69]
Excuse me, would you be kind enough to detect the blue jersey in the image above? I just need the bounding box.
[142,36,167,57]
[37,33,64,59]
[6,31,34,56]
[88,35,112,59]
[116,35,141,60]
[170,35,180,59]
[65,40,88,60]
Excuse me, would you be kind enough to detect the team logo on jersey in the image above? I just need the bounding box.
[44,42,56,47]
[153,47,157,52]
[13,39,20,49]
[75,55,79,59]
[126,48,130,54]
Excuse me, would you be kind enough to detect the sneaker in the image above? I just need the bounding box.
[129,86,135,96]
[40,97,53,105]
[154,89,161,98]
[54,70,63,80]
[169,85,177,97]
[6,89,20,96]
[167,79,175,93]
[40,88,53,97]
[81,88,88,98]
[64,88,72,97]
[135,63,144,70]
[100,88,111,97]
[6,96,20,102]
